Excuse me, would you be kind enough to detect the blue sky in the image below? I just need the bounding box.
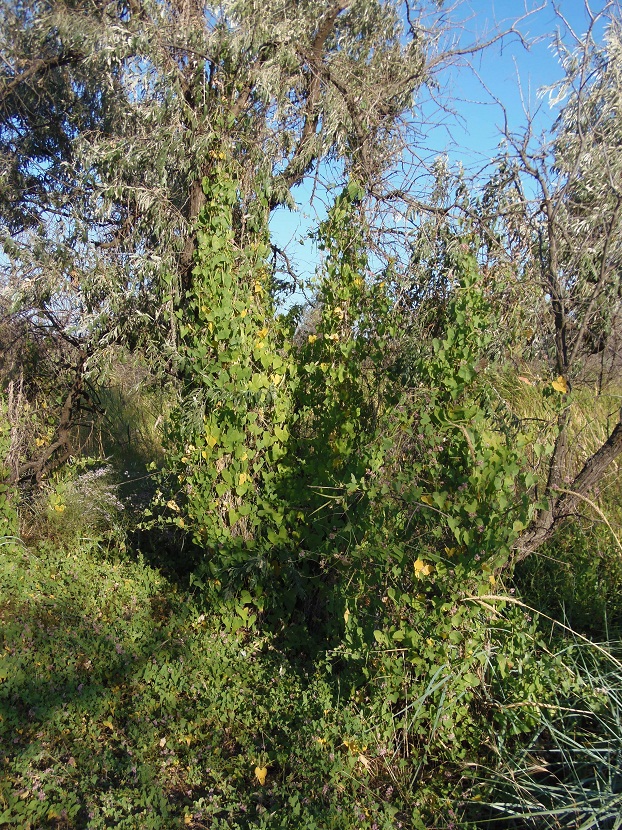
[270,0,611,291]
[431,0,604,163]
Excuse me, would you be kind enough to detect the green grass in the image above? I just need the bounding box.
[466,637,622,829]
[5,533,613,830]
[0,539,411,829]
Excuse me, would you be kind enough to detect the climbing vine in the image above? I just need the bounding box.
[157,170,543,633]
[155,163,296,600]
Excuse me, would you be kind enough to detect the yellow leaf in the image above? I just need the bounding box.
[239,472,249,486]
[343,739,368,754]
[102,720,114,730]
[253,281,264,295]
[166,499,180,512]
[358,754,371,769]
[255,765,267,785]
[343,608,350,624]
[257,327,269,338]
[184,815,192,825]
[551,376,568,394]
[415,559,434,578]
[420,494,433,505]
[159,737,166,747]
[206,434,218,448]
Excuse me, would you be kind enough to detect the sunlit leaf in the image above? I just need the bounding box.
[414,558,434,577]
[551,376,568,393]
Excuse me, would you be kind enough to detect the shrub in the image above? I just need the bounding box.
[23,458,125,547]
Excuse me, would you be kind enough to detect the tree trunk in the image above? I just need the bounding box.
[513,412,622,561]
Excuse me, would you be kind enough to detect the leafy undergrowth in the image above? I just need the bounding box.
[0,540,413,830]
[3,537,621,830]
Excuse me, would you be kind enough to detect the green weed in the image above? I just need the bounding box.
[0,540,409,829]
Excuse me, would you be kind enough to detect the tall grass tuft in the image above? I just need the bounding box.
[469,635,622,829]
[23,460,126,546]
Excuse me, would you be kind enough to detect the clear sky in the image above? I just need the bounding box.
[430,0,607,164]
[269,0,613,294]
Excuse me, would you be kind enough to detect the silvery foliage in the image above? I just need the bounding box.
[1,0,427,360]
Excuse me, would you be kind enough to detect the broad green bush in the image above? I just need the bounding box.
[159,173,541,612]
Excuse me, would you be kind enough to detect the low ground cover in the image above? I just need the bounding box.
[2,534,621,829]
